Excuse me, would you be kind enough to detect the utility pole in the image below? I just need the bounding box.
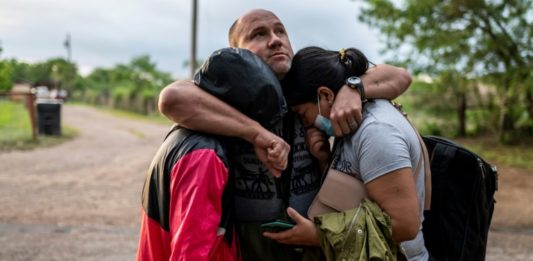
[190,0,198,79]
[63,33,71,93]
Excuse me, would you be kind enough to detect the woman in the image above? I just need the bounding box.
[264,46,430,261]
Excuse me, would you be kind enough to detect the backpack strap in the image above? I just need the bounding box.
[416,131,432,210]
[392,102,432,210]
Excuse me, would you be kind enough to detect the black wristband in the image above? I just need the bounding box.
[345,76,367,103]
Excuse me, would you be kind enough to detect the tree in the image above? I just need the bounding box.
[81,55,173,114]
[0,49,13,92]
[358,0,533,142]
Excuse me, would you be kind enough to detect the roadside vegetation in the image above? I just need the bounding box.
[0,100,77,151]
[0,1,531,166]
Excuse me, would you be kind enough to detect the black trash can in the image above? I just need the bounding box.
[36,102,62,136]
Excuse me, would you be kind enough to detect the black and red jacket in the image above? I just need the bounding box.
[137,126,238,260]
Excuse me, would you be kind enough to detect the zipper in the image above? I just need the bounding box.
[341,204,362,254]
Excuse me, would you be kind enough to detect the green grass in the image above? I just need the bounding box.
[394,80,533,171]
[457,136,533,171]
[0,100,33,144]
[0,100,78,151]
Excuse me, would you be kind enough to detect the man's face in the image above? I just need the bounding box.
[235,11,294,79]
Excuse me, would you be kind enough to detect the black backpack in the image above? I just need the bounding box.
[421,135,498,261]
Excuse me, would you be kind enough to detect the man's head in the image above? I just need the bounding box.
[228,9,294,79]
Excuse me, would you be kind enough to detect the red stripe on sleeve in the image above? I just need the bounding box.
[137,207,171,260]
[168,149,230,260]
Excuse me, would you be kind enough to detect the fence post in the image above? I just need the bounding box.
[26,93,37,141]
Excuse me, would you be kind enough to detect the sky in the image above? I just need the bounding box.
[0,0,389,79]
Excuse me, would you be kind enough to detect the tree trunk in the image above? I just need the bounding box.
[457,92,467,137]
[526,88,533,135]
[499,94,518,144]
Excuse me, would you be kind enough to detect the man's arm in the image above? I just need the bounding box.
[329,64,412,136]
[362,64,412,99]
[159,80,289,176]
[159,80,263,142]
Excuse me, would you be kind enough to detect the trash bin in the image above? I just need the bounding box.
[36,102,62,136]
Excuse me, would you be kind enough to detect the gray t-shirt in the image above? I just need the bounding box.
[331,99,428,261]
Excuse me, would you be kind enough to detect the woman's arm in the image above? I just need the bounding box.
[365,167,420,242]
[262,167,420,245]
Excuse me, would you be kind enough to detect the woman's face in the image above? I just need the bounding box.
[292,102,320,129]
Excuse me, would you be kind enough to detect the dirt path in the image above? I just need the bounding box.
[0,104,531,260]
[0,105,169,260]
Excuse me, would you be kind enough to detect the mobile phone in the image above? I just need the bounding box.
[260,220,294,232]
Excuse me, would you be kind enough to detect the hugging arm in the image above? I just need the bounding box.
[329,64,412,136]
[262,167,420,246]
[365,167,420,242]
[159,80,289,177]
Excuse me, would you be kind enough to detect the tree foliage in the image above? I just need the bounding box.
[0,48,13,92]
[358,0,533,142]
[80,55,173,114]
[2,53,173,115]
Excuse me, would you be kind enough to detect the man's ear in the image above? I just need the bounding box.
[317,86,335,105]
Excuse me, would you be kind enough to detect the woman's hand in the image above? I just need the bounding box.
[305,127,330,161]
[262,207,321,247]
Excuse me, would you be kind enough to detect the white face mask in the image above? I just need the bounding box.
[313,95,335,137]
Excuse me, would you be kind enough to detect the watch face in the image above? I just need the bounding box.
[347,76,361,85]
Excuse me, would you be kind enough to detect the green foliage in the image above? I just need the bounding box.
[2,52,174,116]
[0,49,173,114]
[78,55,173,114]
[359,0,533,142]
[7,58,77,90]
[396,79,499,138]
[0,61,13,91]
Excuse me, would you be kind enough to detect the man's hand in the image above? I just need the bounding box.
[252,129,290,178]
[305,127,330,170]
[262,207,320,246]
[329,64,412,137]
[330,85,363,136]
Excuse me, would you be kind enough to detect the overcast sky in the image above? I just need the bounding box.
[0,0,388,79]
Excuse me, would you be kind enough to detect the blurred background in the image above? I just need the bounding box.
[0,0,532,260]
[1,0,531,142]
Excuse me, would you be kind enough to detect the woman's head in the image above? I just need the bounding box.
[283,46,369,132]
[283,46,369,106]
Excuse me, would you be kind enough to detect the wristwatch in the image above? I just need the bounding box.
[345,76,367,103]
